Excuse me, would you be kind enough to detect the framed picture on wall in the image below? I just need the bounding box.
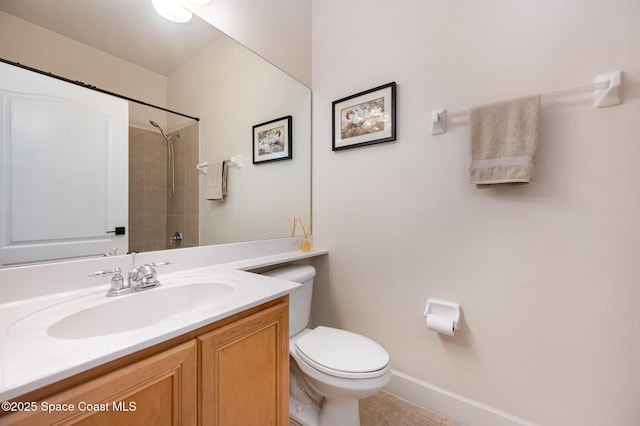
[252,115,293,164]
[332,82,396,151]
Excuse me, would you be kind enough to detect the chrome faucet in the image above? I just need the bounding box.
[90,254,173,297]
[127,253,172,290]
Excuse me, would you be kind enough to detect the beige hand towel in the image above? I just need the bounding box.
[204,161,226,200]
[469,94,541,188]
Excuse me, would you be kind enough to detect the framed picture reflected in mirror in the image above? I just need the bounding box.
[253,115,293,164]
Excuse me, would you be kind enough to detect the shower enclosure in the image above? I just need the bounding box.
[128,121,199,253]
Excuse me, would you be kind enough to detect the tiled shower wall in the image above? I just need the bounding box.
[166,122,199,250]
[128,123,199,253]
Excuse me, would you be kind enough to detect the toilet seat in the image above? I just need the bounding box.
[294,326,390,379]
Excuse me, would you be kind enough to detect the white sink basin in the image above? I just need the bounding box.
[48,282,235,339]
[8,279,236,340]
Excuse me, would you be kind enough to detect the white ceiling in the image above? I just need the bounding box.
[0,0,223,75]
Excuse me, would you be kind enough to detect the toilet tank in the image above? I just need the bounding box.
[262,265,316,336]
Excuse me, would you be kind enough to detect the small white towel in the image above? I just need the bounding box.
[204,161,226,200]
[469,94,541,188]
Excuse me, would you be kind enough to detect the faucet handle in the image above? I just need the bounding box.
[89,267,133,297]
[148,261,173,268]
[102,248,118,257]
[89,267,122,278]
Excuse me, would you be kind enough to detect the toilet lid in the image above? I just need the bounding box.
[294,326,389,379]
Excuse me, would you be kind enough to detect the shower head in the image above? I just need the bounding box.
[149,120,171,141]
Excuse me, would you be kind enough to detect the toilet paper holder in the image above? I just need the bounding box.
[423,299,461,334]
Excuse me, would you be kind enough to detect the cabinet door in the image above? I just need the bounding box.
[199,301,289,426]
[2,341,197,425]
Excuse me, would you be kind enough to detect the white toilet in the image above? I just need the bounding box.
[263,265,391,426]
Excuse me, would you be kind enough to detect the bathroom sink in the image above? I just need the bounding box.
[6,279,237,340]
[47,281,235,339]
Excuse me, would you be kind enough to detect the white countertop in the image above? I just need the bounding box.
[0,245,328,401]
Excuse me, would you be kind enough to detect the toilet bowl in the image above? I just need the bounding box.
[263,265,391,426]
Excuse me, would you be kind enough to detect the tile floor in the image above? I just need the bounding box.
[290,391,463,426]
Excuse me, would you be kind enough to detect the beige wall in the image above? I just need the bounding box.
[189,0,311,87]
[311,0,640,425]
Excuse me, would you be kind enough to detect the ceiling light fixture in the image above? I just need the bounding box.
[151,0,192,23]
[151,0,213,23]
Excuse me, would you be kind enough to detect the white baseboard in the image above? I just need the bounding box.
[385,370,538,426]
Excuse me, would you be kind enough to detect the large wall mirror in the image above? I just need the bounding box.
[0,0,311,267]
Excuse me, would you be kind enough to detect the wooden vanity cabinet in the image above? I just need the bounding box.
[199,300,289,425]
[1,297,289,426]
[1,341,197,425]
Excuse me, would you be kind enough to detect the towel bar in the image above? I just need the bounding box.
[431,71,622,135]
[196,154,243,174]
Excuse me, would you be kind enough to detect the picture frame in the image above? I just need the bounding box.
[253,115,293,164]
[332,82,396,151]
